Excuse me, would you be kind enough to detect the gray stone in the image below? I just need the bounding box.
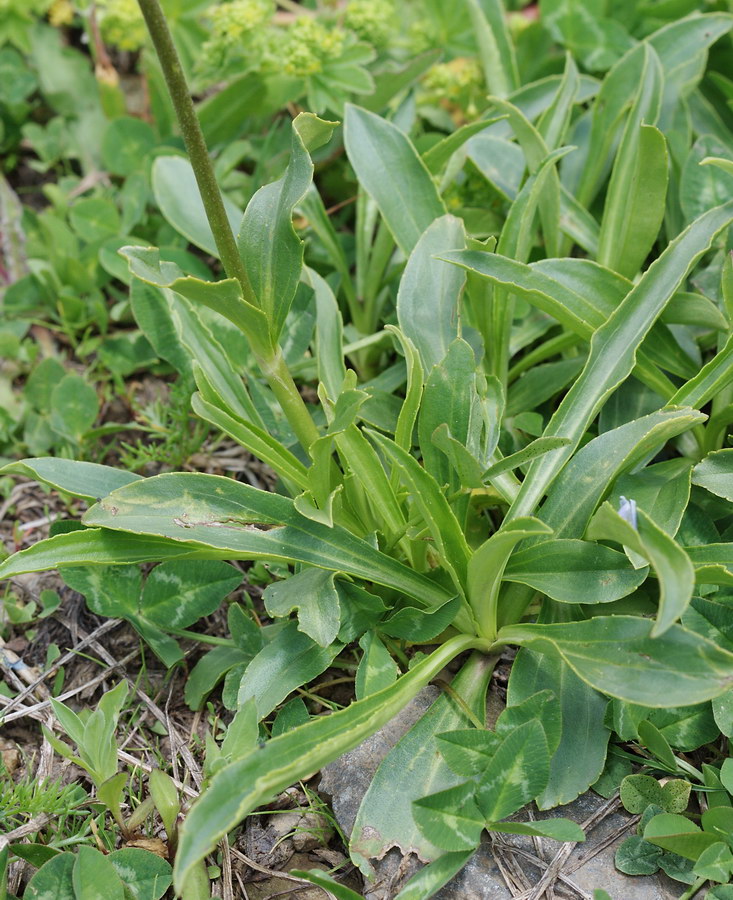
[320,691,680,900]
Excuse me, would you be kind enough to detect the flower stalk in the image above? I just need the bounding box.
[136,0,319,453]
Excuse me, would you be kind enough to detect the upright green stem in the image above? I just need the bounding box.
[137,0,319,453]
[137,0,251,298]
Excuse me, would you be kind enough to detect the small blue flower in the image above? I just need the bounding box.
[618,495,638,530]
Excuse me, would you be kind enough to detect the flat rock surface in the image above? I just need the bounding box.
[320,689,680,899]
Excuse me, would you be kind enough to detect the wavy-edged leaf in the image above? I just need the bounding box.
[263,568,341,648]
[238,113,336,340]
[693,449,733,502]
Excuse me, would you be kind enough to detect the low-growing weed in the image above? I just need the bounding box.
[4,0,733,898]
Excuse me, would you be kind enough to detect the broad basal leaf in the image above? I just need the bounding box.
[79,472,452,607]
[501,616,733,706]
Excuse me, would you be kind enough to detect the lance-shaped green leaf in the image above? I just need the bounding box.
[487,97,563,258]
[575,43,646,206]
[418,339,478,491]
[422,116,505,176]
[172,632,487,891]
[152,155,242,257]
[611,458,692,539]
[237,113,336,341]
[467,518,552,638]
[504,539,647,605]
[649,13,733,112]
[335,424,407,545]
[396,215,466,378]
[499,616,733,706]
[368,430,471,596]
[440,251,677,399]
[538,54,579,151]
[344,104,445,255]
[289,870,363,900]
[669,332,733,410]
[685,545,733,587]
[587,502,694,635]
[692,449,733,503]
[136,280,264,429]
[491,819,585,842]
[380,595,461,642]
[1,458,141,502]
[508,642,609,809]
[355,631,399,699]
[392,851,476,900]
[191,393,309,493]
[79,473,452,606]
[597,45,665,278]
[506,199,733,520]
[388,327,424,455]
[475,720,550,821]
[307,266,346,401]
[541,407,706,538]
[483,436,570,480]
[462,0,518,97]
[0,529,225,580]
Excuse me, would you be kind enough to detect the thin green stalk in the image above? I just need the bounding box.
[137,0,319,453]
[136,0,252,299]
[677,878,706,900]
[164,626,235,647]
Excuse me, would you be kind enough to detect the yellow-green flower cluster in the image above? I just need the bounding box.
[421,57,484,119]
[207,0,273,48]
[283,16,344,77]
[344,0,394,48]
[48,0,74,27]
[96,0,147,51]
[424,57,483,97]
